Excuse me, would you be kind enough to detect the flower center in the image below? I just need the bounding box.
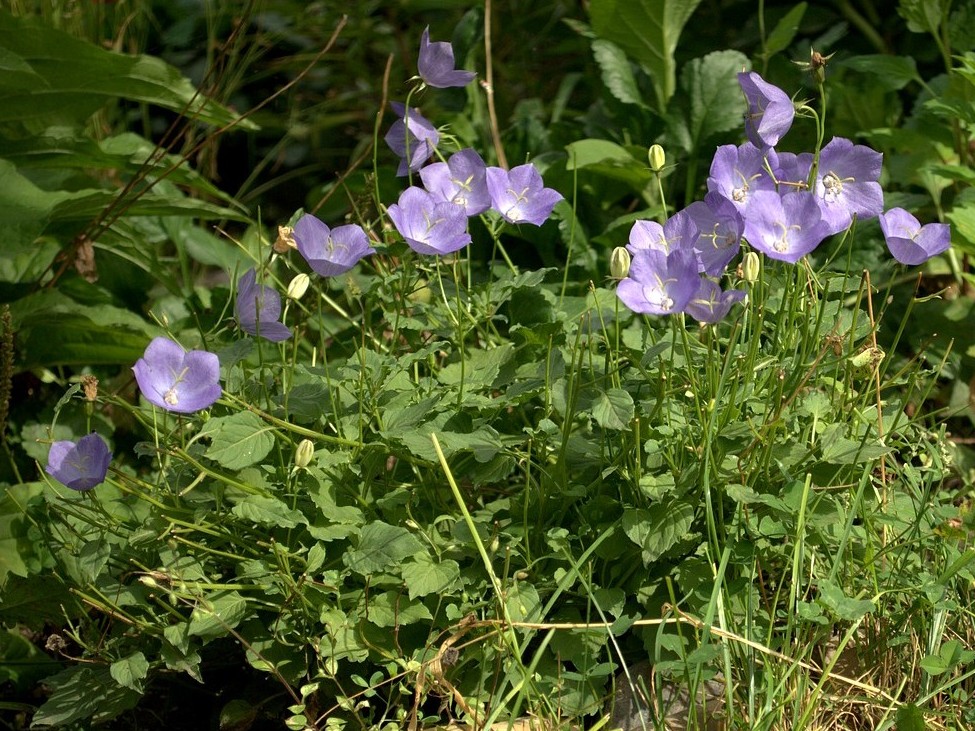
[770,222,801,253]
[164,388,180,406]
[821,171,852,202]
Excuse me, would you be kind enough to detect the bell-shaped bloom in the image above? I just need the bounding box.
[879,208,951,265]
[486,163,563,225]
[685,279,746,324]
[420,148,491,216]
[235,269,292,342]
[46,432,111,491]
[627,209,699,256]
[743,191,829,264]
[294,214,375,277]
[133,337,221,414]
[616,248,700,316]
[684,192,744,276]
[418,26,476,88]
[706,143,778,214]
[385,102,439,176]
[738,71,795,149]
[811,137,883,235]
[387,186,471,255]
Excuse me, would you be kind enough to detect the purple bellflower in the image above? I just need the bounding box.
[385,102,439,176]
[486,163,563,225]
[707,143,778,214]
[684,192,744,276]
[387,186,472,255]
[419,148,491,216]
[738,71,795,149]
[235,269,292,342]
[46,432,111,491]
[810,137,883,235]
[685,279,746,324]
[743,191,829,264]
[627,209,699,256]
[133,337,221,414]
[879,208,951,265]
[616,248,700,316]
[418,26,476,88]
[294,214,375,277]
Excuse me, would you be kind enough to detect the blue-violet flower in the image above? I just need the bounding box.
[418,26,476,88]
[627,210,699,256]
[743,191,828,264]
[387,186,472,255]
[420,148,491,216]
[809,137,883,235]
[385,102,439,176]
[616,248,700,316]
[685,279,746,324]
[235,269,292,342]
[879,208,951,265]
[133,337,221,414]
[294,214,375,277]
[45,432,111,491]
[738,71,795,149]
[486,164,563,225]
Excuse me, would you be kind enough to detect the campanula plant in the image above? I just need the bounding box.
[45,432,111,491]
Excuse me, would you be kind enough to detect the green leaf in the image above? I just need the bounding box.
[344,521,423,575]
[591,39,648,108]
[0,628,60,692]
[764,3,807,57]
[0,9,257,129]
[201,412,275,470]
[30,666,141,727]
[919,653,947,675]
[188,591,248,639]
[669,50,749,154]
[400,553,461,599]
[817,580,875,621]
[366,591,434,627]
[898,0,947,34]
[565,138,652,190]
[590,0,704,112]
[591,388,634,430]
[622,499,695,565]
[231,495,308,528]
[843,55,920,91]
[110,652,149,692]
[894,703,927,731]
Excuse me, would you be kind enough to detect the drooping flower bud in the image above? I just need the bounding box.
[610,247,631,279]
[648,144,666,173]
[287,273,310,301]
[294,439,315,469]
[741,251,761,283]
[273,225,296,254]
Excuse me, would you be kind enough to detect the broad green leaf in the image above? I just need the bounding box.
[591,39,648,108]
[0,9,257,129]
[669,50,749,154]
[946,205,975,256]
[366,591,433,627]
[919,653,948,675]
[590,0,704,112]
[201,412,275,470]
[764,3,807,57]
[188,591,248,638]
[231,495,308,528]
[565,138,652,190]
[817,580,875,621]
[0,628,60,692]
[591,388,634,430]
[898,0,946,34]
[843,55,920,91]
[30,666,140,727]
[622,499,695,565]
[401,553,461,599]
[110,652,149,691]
[894,704,927,731]
[344,521,423,575]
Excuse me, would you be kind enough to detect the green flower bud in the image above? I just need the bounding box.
[610,247,631,279]
[648,144,666,173]
[741,251,761,283]
[294,439,315,469]
[287,273,310,301]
